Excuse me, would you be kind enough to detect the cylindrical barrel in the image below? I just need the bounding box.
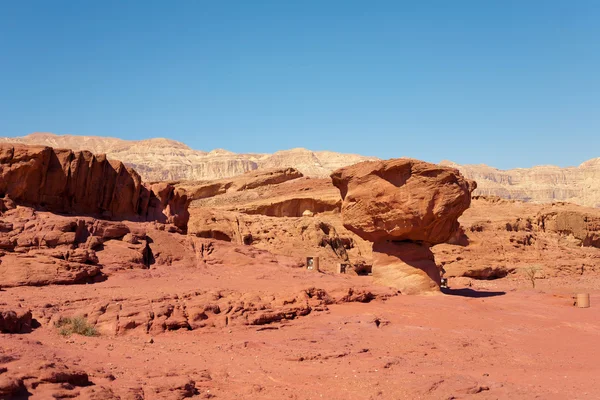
[576,293,590,308]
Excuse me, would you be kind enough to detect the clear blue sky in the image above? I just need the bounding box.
[1,1,599,169]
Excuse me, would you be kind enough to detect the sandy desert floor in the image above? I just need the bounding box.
[2,266,599,400]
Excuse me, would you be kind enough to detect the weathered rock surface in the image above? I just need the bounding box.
[372,242,440,295]
[49,284,382,336]
[0,143,189,230]
[0,204,190,287]
[331,159,475,294]
[434,196,600,280]
[184,172,371,273]
[0,344,207,399]
[537,205,600,247]
[187,208,371,274]
[0,352,96,399]
[188,175,342,218]
[178,167,304,200]
[0,310,33,333]
[331,159,475,244]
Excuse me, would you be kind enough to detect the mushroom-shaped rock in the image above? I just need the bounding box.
[331,159,475,294]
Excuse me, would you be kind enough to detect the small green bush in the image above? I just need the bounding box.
[56,316,98,337]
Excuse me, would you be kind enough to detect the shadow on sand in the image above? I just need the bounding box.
[441,288,506,298]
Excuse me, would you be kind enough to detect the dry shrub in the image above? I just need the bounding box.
[56,316,98,337]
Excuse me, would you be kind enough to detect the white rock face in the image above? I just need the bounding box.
[440,160,600,208]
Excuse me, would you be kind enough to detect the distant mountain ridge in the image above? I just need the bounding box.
[440,159,600,208]
[1,132,598,208]
[0,132,375,181]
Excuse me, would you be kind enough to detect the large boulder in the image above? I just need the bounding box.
[331,159,475,294]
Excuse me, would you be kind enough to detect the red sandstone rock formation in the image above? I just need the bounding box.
[435,196,600,280]
[536,205,600,247]
[331,159,475,294]
[185,173,369,271]
[0,144,189,230]
[0,310,33,333]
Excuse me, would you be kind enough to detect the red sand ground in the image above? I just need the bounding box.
[2,265,599,399]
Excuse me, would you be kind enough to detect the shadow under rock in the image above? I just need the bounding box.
[441,287,506,298]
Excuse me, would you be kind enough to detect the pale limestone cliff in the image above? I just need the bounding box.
[1,133,374,181]
[440,160,600,208]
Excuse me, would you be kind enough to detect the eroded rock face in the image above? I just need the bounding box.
[0,310,33,333]
[331,159,475,293]
[434,196,600,280]
[372,242,440,295]
[537,206,600,248]
[0,205,185,287]
[53,285,379,336]
[0,144,189,230]
[187,208,371,273]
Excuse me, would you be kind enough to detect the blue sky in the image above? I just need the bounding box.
[1,1,599,169]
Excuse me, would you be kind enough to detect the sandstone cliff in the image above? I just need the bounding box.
[0,144,189,230]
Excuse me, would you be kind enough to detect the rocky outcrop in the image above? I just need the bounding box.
[187,208,369,272]
[0,143,189,230]
[331,159,475,294]
[1,132,375,181]
[184,172,371,272]
[441,159,600,208]
[50,285,380,336]
[537,205,600,247]
[189,175,342,218]
[0,203,192,287]
[0,357,93,399]
[0,347,208,400]
[178,167,304,200]
[434,196,600,280]
[0,310,33,333]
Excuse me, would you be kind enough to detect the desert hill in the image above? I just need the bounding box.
[441,159,600,208]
